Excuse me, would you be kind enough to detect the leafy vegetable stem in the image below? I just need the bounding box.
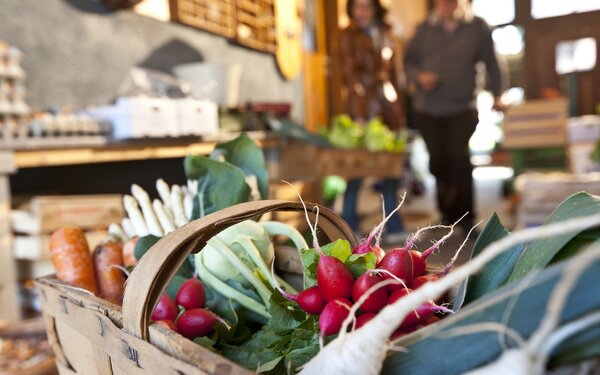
[235,236,278,289]
[196,256,270,319]
[208,238,273,305]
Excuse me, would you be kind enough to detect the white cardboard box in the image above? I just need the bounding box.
[88,96,179,139]
[177,98,219,136]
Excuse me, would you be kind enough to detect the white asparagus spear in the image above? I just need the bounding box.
[121,218,136,238]
[152,199,176,233]
[184,193,193,220]
[131,184,163,237]
[170,185,188,227]
[187,179,198,196]
[156,179,172,210]
[108,223,128,242]
[123,195,150,237]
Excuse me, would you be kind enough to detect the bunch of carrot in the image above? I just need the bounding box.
[49,227,127,305]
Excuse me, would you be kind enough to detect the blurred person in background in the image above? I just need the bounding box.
[404,0,505,232]
[340,0,407,241]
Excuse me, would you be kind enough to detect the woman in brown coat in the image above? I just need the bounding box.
[340,0,406,239]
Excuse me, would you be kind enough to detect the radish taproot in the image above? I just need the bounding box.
[352,272,388,312]
[298,286,326,315]
[319,298,352,336]
[151,294,179,322]
[176,308,219,339]
[352,193,407,264]
[176,278,206,310]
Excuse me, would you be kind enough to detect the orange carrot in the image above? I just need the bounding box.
[123,236,139,267]
[50,227,98,295]
[93,241,126,304]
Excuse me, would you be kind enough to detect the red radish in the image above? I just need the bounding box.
[352,196,407,264]
[319,298,352,336]
[176,278,206,310]
[151,294,179,322]
[352,272,388,312]
[156,320,179,333]
[411,274,440,289]
[388,288,451,328]
[298,286,326,315]
[355,313,376,329]
[404,214,469,278]
[317,255,355,301]
[379,248,413,292]
[353,242,385,264]
[391,324,417,340]
[422,316,441,326]
[176,308,218,339]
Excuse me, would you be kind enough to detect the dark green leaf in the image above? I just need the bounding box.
[133,235,161,261]
[257,356,284,372]
[346,252,377,278]
[550,325,600,366]
[187,156,250,220]
[214,134,270,199]
[193,336,217,350]
[508,192,600,283]
[383,254,600,374]
[458,214,524,307]
[551,230,600,264]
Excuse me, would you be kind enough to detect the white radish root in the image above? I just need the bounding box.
[152,199,176,234]
[299,212,600,375]
[131,184,163,237]
[123,195,149,237]
[170,185,188,227]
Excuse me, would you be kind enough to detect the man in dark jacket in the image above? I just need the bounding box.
[404,0,505,230]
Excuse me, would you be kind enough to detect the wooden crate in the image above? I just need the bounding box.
[35,200,356,375]
[316,148,407,179]
[0,152,19,323]
[13,230,107,261]
[11,195,123,235]
[170,0,236,38]
[235,0,276,53]
[502,98,568,149]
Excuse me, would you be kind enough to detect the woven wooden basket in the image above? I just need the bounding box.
[35,200,356,375]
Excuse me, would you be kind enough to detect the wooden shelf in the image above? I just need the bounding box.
[13,132,276,169]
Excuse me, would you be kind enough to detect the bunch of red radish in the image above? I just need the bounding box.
[151,278,224,340]
[285,222,458,339]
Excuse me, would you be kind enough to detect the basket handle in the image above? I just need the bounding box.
[122,200,357,340]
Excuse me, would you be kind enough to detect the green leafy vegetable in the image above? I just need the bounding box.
[214,134,270,199]
[364,118,395,152]
[326,115,364,149]
[221,291,321,374]
[133,234,160,261]
[186,156,251,220]
[507,192,600,283]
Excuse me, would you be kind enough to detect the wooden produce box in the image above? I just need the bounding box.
[502,98,568,149]
[35,201,355,375]
[10,195,123,235]
[12,230,107,261]
[316,148,407,179]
